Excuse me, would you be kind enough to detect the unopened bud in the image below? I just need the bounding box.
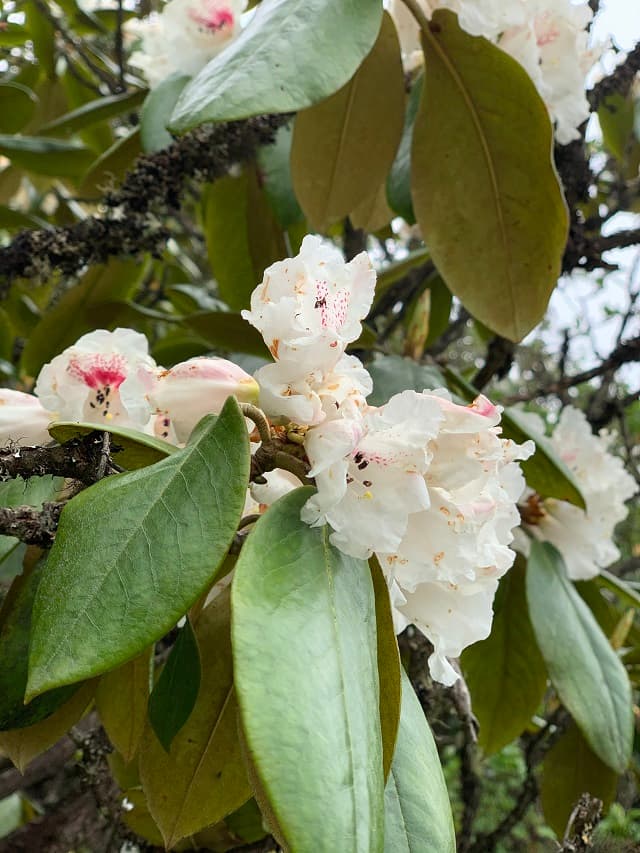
[149,356,259,444]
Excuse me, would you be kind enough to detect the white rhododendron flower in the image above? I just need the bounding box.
[388,0,598,143]
[34,328,157,430]
[242,235,376,373]
[302,391,446,559]
[148,356,259,443]
[498,1,595,144]
[127,0,246,88]
[393,575,500,686]
[518,406,637,580]
[0,389,55,446]
[372,393,533,684]
[254,353,372,427]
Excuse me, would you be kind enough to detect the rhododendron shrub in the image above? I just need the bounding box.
[0,0,638,850]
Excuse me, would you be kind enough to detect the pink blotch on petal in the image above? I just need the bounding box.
[67,354,128,390]
[188,2,234,31]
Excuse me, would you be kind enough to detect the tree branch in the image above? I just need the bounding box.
[0,502,63,547]
[0,114,289,292]
[0,432,120,485]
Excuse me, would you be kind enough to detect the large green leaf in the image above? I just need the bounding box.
[0,558,80,731]
[21,257,145,377]
[0,134,95,177]
[384,670,456,852]
[411,11,568,341]
[461,557,547,755]
[291,11,404,231]
[169,0,384,130]
[140,73,189,153]
[48,422,175,471]
[27,400,250,698]
[526,542,633,773]
[232,487,384,853]
[541,722,618,836]
[444,368,586,508]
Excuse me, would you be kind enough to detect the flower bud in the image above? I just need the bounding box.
[0,389,55,446]
[149,356,259,444]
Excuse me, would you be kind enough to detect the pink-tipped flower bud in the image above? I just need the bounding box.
[148,356,259,444]
[0,389,55,446]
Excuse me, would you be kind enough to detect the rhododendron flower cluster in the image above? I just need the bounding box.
[516,407,638,581]
[390,0,600,144]
[6,239,633,687]
[243,236,534,684]
[126,0,246,88]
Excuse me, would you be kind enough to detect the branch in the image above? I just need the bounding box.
[588,42,640,110]
[472,336,515,391]
[506,335,640,403]
[0,114,289,292]
[0,502,63,547]
[468,708,570,853]
[0,432,120,485]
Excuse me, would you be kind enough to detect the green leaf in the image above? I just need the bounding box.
[541,722,618,836]
[27,400,250,698]
[170,0,384,130]
[526,542,633,773]
[0,134,95,178]
[0,681,95,773]
[443,368,586,509]
[461,556,547,755]
[21,257,145,377]
[596,569,640,611]
[367,353,446,406]
[203,174,257,310]
[256,123,304,229]
[0,23,31,47]
[598,93,636,162]
[140,73,189,153]
[387,74,423,224]
[232,487,384,852]
[373,248,430,307]
[148,618,201,752]
[0,205,49,230]
[291,11,405,231]
[41,89,146,137]
[79,127,141,196]
[47,422,176,471]
[370,556,401,781]
[384,670,456,852]
[0,83,38,134]
[411,11,568,341]
[139,589,251,848]
[0,558,80,731]
[184,311,269,358]
[96,648,152,762]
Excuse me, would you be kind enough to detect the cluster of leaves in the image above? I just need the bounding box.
[0,0,639,850]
